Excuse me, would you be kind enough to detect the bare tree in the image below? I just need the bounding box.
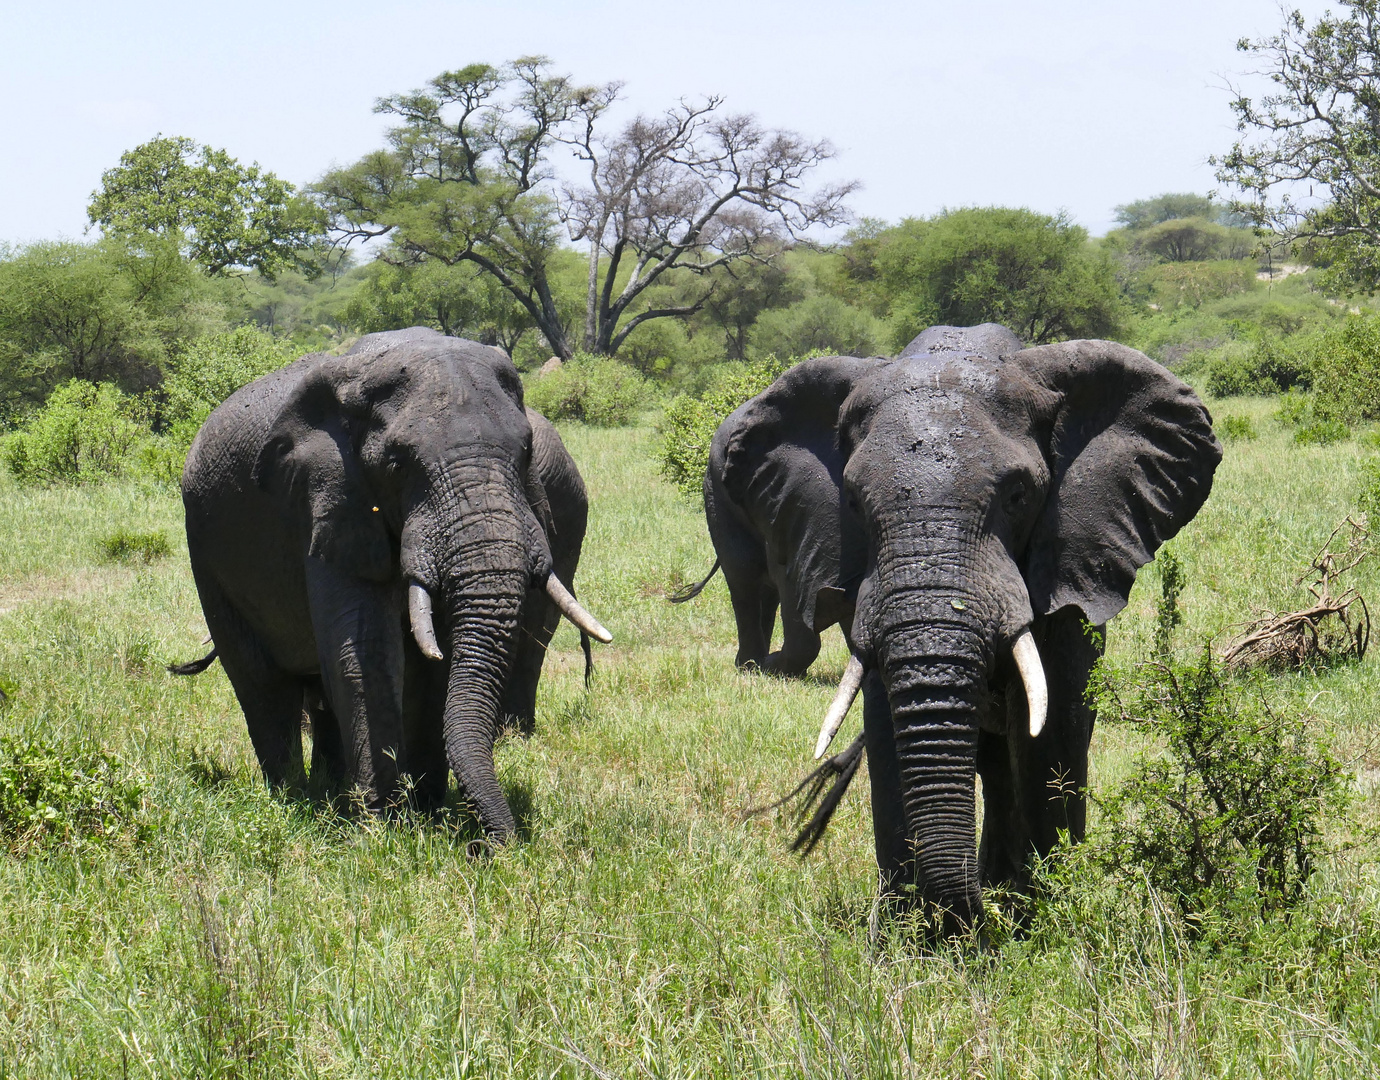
[1214,2,1380,288]
[315,58,853,358]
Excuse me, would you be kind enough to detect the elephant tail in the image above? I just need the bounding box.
[581,631,593,689]
[668,559,720,604]
[167,648,219,676]
[740,731,866,855]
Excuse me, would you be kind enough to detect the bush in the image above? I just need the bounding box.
[160,326,295,431]
[1200,331,1315,398]
[658,358,790,497]
[0,738,147,856]
[523,353,651,426]
[98,528,171,563]
[1296,417,1350,445]
[1141,259,1258,312]
[749,295,882,361]
[1089,651,1350,927]
[1312,312,1380,424]
[1,380,146,485]
[1216,413,1258,441]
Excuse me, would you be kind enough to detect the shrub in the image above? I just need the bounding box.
[1089,651,1350,927]
[1141,258,1258,312]
[0,738,147,856]
[657,357,790,497]
[1358,457,1380,522]
[1275,389,1311,426]
[98,528,171,563]
[1216,413,1258,441]
[750,295,882,361]
[1313,313,1380,424]
[1153,547,1185,657]
[1296,417,1349,446]
[1,380,146,485]
[1201,331,1315,398]
[524,353,651,426]
[161,325,295,431]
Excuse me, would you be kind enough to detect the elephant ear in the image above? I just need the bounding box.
[1013,340,1221,624]
[719,355,880,628]
[253,361,394,582]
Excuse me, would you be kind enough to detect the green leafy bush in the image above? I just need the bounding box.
[1216,413,1258,441]
[1141,258,1258,313]
[524,353,651,426]
[1312,312,1380,424]
[657,358,790,497]
[1153,547,1185,657]
[749,295,882,361]
[1296,417,1350,445]
[1089,651,1350,927]
[98,528,171,563]
[1200,331,1315,398]
[1,380,146,485]
[1358,456,1380,521]
[0,739,147,856]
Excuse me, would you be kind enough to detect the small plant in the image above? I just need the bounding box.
[98,528,171,564]
[1153,546,1185,657]
[1216,413,1258,441]
[524,353,651,426]
[1359,456,1380,521]
[1275,390,1311,427]
[1089,651,1350,926]
[0,738,147,856]
[1295,416,1349,445]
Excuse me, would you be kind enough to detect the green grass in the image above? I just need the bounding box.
[1,406,1379,1076]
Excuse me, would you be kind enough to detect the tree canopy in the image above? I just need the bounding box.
[88,136,323,279]
[849,208,1124,348]
[1215,1,1380,290]
[314,57,852,359]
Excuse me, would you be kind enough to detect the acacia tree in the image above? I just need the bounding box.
[1215,2,1380,288]
[89,136,323,279]
[314,57,852,359]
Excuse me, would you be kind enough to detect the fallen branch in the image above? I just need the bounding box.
[1221,517,1371,670]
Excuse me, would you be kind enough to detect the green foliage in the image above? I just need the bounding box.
[344,257,536,355]
[1139,259,1258,312]
[1295,417,1351,445]
[1089,651,1350,926]
[657,358,790,496]
[1312,312,1380,424]
[1132,218,1256,263]
[1194,332,1316,398]
[2,381,146,486]
[523,354,651,426]
[1358,456,1380,521]
[748,294,881,360]
[97,529,171,564]
[161,327,295,431]
[1216,413,1258,441]
[853,207,1124,348]
[1113,192,1246,230]
[0,239,221,418]
[0,739,146,856]
[1153,547,1185,657]
[88,135,323,278]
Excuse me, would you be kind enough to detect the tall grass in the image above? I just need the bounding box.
[0,402,1378,1076]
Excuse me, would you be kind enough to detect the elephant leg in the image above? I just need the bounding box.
[303,677,346,796]
[862,669,913,900]
[401,634,448,811]
[762,579,821,677]
[501,590,560,736]
[304,556,406,810]
[1016,610,1101,858]
[722,563,777,670]
[976,724,1023,890]
[195,568,306,790]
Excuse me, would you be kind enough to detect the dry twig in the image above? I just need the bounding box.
[1221,517,1371,670]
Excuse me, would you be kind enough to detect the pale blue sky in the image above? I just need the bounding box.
[0,0,1331,245]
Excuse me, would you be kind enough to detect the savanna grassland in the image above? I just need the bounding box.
[2,401,1380,1079]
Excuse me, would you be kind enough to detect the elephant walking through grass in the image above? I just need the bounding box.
[178,327,610,840]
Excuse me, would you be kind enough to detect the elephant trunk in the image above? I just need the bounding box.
[440,569,526,840]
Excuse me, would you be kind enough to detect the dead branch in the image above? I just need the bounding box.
[1220,517,1371,670]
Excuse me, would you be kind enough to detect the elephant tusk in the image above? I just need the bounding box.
[814,654,865,759]
[545,574,612,644]
[1013,628,1048,738]
[408,581,445,661]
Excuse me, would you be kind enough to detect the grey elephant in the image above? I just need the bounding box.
[177,327,610,841]
[685,324,1220,932]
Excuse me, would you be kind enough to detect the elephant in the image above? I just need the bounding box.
[688,323,1220,932]
[177,326,610,841]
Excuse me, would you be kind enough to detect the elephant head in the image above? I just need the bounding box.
[722,324,1220,928]
[251,328,608,838]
